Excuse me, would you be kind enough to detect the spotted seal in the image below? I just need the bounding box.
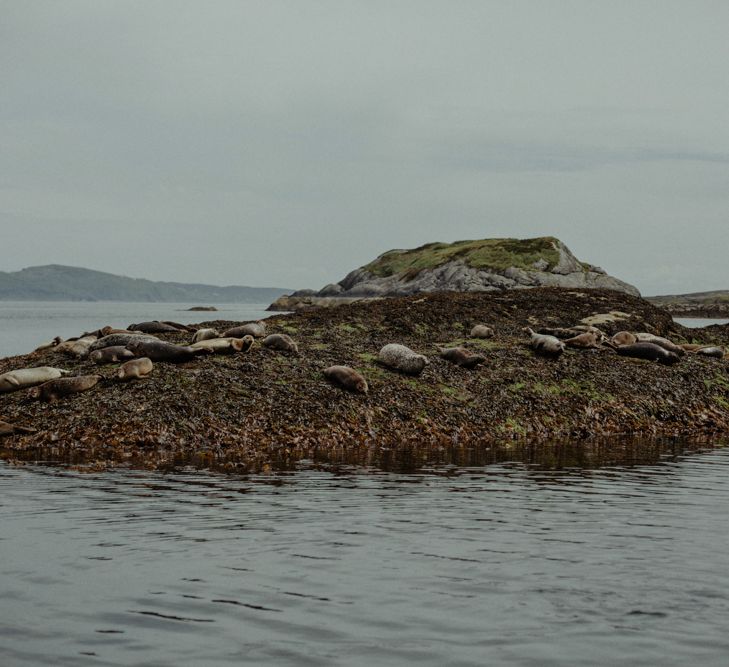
[438,346,486,369]
[89,346,135,365]
[117,357,154,381]
[378,344,428,375]
[524,328,565,358]
[262,333,299,355]
[616,343,680,365]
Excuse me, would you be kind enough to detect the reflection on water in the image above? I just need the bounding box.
[1,440,729,666]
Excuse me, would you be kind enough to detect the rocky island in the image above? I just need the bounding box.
[1,287,728,473]
[269,237,640,311]
[647,290,729,318]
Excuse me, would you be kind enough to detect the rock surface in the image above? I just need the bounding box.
[1,288,728,473]
[269,237,639,311]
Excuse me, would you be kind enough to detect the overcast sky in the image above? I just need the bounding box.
[2,1,728,295]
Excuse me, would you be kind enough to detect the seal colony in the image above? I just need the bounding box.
[1,288,728,473]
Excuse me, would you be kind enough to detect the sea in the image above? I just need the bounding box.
[1,304,729,666]
[0,301,274,359]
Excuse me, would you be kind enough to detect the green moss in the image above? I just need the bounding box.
[357,352,379,364]
[364,237,562,278]
[279,324,298,334]
[309,342,329,351]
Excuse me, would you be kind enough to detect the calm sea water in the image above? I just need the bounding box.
[1,442,729,666]
[674,317,729,329]
[0,302,275,359]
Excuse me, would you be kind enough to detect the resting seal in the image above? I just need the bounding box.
[89,334,160,352]
[126,340,205,363]
[438,346,486,369]
[117,357,153,381]
[33,336,63,353]
[29,375,101,402]
[323,366,368,393]
[695,346,725,359]
[190,336,253,354]
[616,343,680,365]
[128,321,184,334]
[223,322,266,338]
[524,328,565,358]
[262,333,298,355]
[191,328,220,343]
[563,332,603,350]
[470,325,494,339]
[57,335,97,358]
[0,367,70,393]
[89,346,135,365]
[634,333,685,356]
[378,344,428,375]
[610,331,637,347]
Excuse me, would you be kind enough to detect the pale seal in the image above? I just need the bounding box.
[125,340,205,363]
[695,346,725,359]
[190,336,253,354]
[89,346,135,365]
[191,328,220,344]
[610,331,637,347]
[56,335,97,358]
[524,328,566,358]
[470,325,494,339]
[29,375,101,402]
[262,333,299,355]
[0,367,70,393]
[378,344,428,375]
[563,331,603,350]
[117,357,153,381]
[323,366,368,393]
[438,346,486,369]
[223,322,266,338]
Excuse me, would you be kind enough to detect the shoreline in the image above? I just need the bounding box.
[2,288,728,473]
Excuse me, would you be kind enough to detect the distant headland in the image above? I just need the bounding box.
[0,265,290,303]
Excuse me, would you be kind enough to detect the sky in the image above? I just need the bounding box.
[1,0,728,295]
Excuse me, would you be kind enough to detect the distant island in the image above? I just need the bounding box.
[647,290,729,318]
[269,236,640,311]
[0,265,290,303]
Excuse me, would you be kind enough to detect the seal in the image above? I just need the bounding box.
[117,357,153,381]
[470,325,494,339]
[29,375,101,402]
[33,336,63,353]
[378,343,428,375]
[438,346,486,369]
[191,328,220,344]
[128,321,184,334]
[89,346,135,365]
[125,339,205,363]
[323,365,368,393]
[0,420,37,437]
[524,328,565,358]
[616,342,680,365]
[695,346,725,359]
[57,335,97,358]
[634,333,686,356]
[190,336,253,354]
[610,331,637,347]
[262,333,299,355]
[89,333,160,352]
[563,331,603,350]
[223,322,266,338]
[0,367,70,393]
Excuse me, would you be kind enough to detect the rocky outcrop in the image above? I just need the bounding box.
[269,237,639,311]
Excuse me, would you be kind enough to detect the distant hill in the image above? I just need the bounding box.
[269,236,639,310]
[647,290,729,317]
[0,265,290,303]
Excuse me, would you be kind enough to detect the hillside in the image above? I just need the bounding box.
[647,290,729,318]
[269,237,639,310]
[0,265,289,303]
